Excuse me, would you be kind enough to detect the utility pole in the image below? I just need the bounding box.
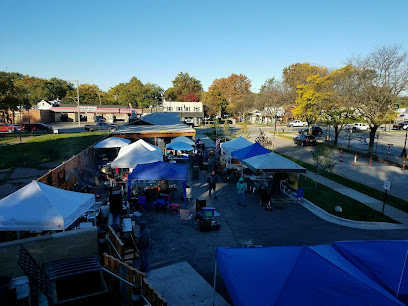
[76,80,80,127]
[98,90,102,105]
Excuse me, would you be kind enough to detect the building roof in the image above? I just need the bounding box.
[140,112,181,125]
[113,124,195,135]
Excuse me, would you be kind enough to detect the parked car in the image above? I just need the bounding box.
[393,121,408,130]
[298,126,323,136]
[293,135,316,146]
[287,120,308,127]
[346,123,370,131]
[20,123,53,132]
[84,122,117,132]
[0,122,15,133]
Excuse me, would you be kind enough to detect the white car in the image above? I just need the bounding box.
[287,120,308,127]
[346,123,370,131]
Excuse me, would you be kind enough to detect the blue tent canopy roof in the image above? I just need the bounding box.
[232,142,270,161]
[166,142,194,151]
[216,244,404,306]
[128,161,187,181]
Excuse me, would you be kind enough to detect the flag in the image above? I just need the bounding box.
[216,138,220,153]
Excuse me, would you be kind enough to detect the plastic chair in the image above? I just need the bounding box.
[293,188,304,201]
[137,195,148,212]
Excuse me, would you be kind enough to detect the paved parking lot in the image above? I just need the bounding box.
[133,165,408,303]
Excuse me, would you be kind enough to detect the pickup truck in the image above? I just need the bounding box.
[287,120,308,127]
[346,123,370,131]
[84,122,118,132]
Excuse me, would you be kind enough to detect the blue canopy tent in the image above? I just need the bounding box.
[127,161,188,208]
[232,142,270,161]
[166,141,194,151]
[215,244,404,306]
[333,240,408,303]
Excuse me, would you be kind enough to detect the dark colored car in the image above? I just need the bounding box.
[0,122,15,133]
[393,121,408,130]
[293,135,317,146]
[20,123,53,132]
[298,126,323,136]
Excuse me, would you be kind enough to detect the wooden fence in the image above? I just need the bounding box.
[103,254,167,306]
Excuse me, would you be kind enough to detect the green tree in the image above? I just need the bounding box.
[348,45,408,155]
[165,72,202,101]
[312,144,336,189]
[0,72,27,122]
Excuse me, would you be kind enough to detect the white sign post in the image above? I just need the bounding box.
[382,180,392,214]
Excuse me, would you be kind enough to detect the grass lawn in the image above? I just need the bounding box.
[299,176,397,223]
[278,152,408,213]
[0,132,108,169]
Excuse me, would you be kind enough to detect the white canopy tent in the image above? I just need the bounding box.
[110,139,163,169]
[170,136,195,146]
[94,137,131,149]
[0,181,95,231]
[242,152,306,173]
[220,136,252,168]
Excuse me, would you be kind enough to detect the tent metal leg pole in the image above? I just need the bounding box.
[397,249,408,297]
[212,260,217,306]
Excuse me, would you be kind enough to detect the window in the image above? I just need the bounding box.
[167,106,172,111]
[194,107,200,112]
[177,106,182,111]
[185,107,190,111]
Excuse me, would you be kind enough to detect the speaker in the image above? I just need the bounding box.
[196,197,206,212]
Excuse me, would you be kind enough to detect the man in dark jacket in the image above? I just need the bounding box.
[207,171,218,199]
[137,221,150,273]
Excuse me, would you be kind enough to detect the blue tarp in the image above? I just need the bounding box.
[333,240,408,302]
[216,244,404,306]
[232,142,270,161]
[127,161,188,208]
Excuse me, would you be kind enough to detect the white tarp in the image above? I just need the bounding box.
[110,139,163,169]
[0,181,95,231]
[170,136,195,146]
[243,152,306,173]
[220,136,252,167]
[94,137,131,148]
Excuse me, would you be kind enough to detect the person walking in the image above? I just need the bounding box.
[236,177,247,206]
[207,170,218,199]
[137,221,150,274]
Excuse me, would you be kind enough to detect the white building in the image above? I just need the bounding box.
[162,100,204,126]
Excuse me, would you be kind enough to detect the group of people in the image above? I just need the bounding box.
[207,171,247,206]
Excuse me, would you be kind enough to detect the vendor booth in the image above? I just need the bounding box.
[0,181,95,231]
[170,136,195,146]
[94,137,131,149]
[111,139,163,169]
[220,136,252,168]
[215,242,407,306]
[242,152,306,173]
[232,142,270,161]
[127,161,188,208]
[166,141,193,160]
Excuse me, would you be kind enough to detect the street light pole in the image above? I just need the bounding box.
[401,128,408,158]
[76,80,80,127]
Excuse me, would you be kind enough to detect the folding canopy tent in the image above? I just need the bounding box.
[127,161,188,208]
[170,135,195,146]
[333,240,408,303]
[220,136,252,168]
[232,142,270,161]
[216,244,405,306]
[0,181,95,231]
[110,139,163,169]
[242,152,306,173]
[94,137,131,149]
[166,142,194,151]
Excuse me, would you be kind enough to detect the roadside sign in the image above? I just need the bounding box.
[383,180,391,191]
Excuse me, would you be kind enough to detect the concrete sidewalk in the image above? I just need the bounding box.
[305,171,408,226]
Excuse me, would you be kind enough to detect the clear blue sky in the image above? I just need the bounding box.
[1,0,407,92]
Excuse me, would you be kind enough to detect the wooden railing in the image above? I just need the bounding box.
[103,254,167,306]
[107,225,124,260]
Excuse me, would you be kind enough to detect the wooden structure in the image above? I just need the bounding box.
[103,254,167,306]
[106,225,136,264]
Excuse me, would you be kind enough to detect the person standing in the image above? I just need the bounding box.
[236,177,247,206]
[207,170,218,199]
[137,221,150,274]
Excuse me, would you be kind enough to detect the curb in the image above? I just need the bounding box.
[282,189,408,230]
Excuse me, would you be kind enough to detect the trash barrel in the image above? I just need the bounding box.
[9,276,30,305]
[0,277,10,306]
